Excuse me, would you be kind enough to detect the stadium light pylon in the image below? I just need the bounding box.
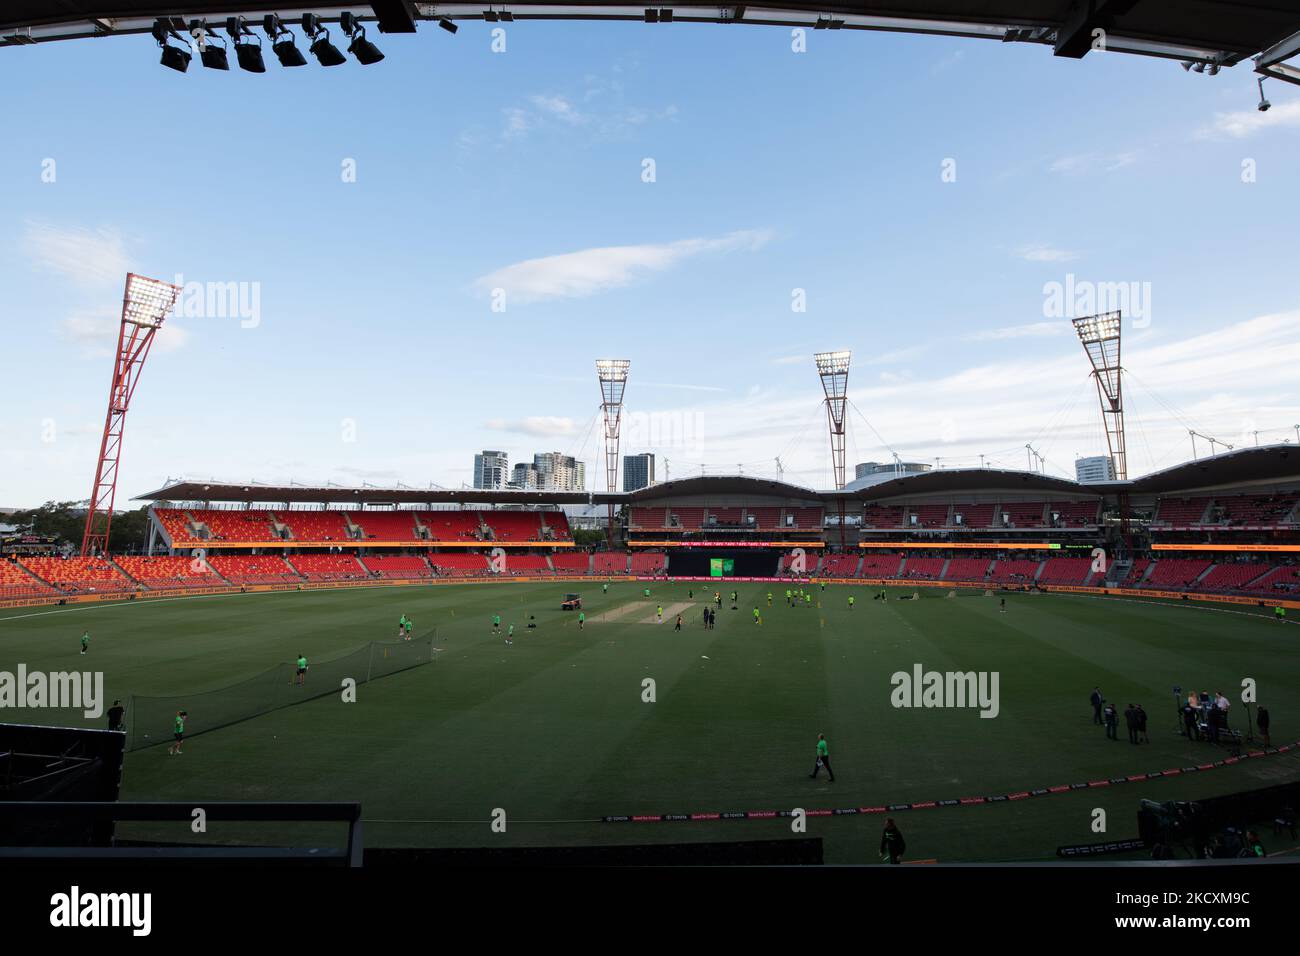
[1072,312,1127,481]
[596,359,631,546]
[814,351,852,490]
[81,274,182,556]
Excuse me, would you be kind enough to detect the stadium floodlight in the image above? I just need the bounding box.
[265,14,308,67]
[189,21,230,71]
[1072,311,1127,481]
[1258,77,1271,112]
[302,13,346,66]
[152,19,191,72]
[226,17,266,73]
[814,351,852,490]
[82,274,183,558]
[596,359,631,545]
[439,18,459,34]
[341,12,384,64]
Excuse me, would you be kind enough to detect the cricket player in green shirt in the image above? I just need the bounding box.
[786,588,792,606]
[644,587,650,599]
[398,614,407,639]
[506,623,514,646]
[1277,606,1287,622]
[804,593,812,607]
[766,592,772,607]
[492,614,501,634]
[809,733,835,781]
[602,583,608,594]
[168,710,188,755]
[848,595,855,609]
[753,607,761,626]
[295,654,308,686]
[404,618,413,640]
[578,611,586,630]
[80,631,90,655]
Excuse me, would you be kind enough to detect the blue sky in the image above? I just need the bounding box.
[2,23,1299,505]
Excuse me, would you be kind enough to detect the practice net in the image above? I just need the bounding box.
[126,632,437,751]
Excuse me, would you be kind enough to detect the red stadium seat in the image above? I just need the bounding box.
[21,556,135,593]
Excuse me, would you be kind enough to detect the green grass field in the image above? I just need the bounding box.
[2,581,1298,863]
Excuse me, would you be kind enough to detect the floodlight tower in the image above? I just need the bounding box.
[815,350,852,549]
[596,359,630,546]
[1072,312,1127,481]
[81,273,182,556]
[814,351,852,490]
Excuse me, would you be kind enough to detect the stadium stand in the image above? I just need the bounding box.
[669,508,707,530]
[943,558,993,582]
[1209,493,1299,527]
[629,508,668,530]
[208,554,301,585]
[427,553,488,577]
[908,504,949,529]
[276,511,352,542]
[1035,557,1095,586]
[1154,497,1213,525]
[1195,561,1272,592]
[819,553,861,577]
[629,551,666,574]
[987,559,1040,584]
[952,503,997,528]
[483,511,545,541]
[350,511,422,542]
[593,552,629,574]
[1244,564,1300,594]
[1142,558,1213,589]
[1000,502,1048,528]
[550,553,592,575]
[497,554,551,576]
[785,507,824,529]
[361,555,432,579]
[900,556,945,580]
[21,556,135,593]
[0,559,59,599]
[114,555,219,589]
[419,511,486,541]
[542,511,573,540]
[708,507,746,526]
[746,507,783,529]
[1050,501,1100,527]
[286,554,368,582]
[188,508,280,542]
[859,552,904,577]
[860,504,905,528]
[1117,558,1151,586]
[155,508,200,543]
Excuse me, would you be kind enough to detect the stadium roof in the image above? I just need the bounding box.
[627,474,822,501]
[1122,443,1300,495]
[833,467,1097,500]
[133,477,604,505]
[5,1,1300,83]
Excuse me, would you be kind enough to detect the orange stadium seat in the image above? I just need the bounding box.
[629,551,666,574]
[350,511,422,542]
[986,559,1039,584]
[483,511,545,541]
[115,555,219,589]
[419,511,486,542]
[0,558,60,599]
[550,553,591,575]
[21,556,135,593]
[943,558,993,582]
[361,555,432,578]
[593,552,629,573]
[188,509,280,542]
[287,554,367,581]
[276,511,352,542]
[859,553,904,577]
[208,554,301,585]
[1142,558,1213,589]
[1036,557,1096,586]
[899,556,945,580]
[155,508,202,543]
[818,553,861,577]
[427,553,489,577]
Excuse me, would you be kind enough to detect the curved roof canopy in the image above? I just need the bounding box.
[4,1,1300,83]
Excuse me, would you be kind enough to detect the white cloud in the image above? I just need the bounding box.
[485,416,580,437]
[1016,244,1078,263]
[528,94,585,125]
[1049,152,1137,174]
[25,222,131,286]
[59,307,188,358]
[473,229,774,304]
[1198,99,1300,139]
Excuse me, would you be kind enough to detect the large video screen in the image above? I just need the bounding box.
[708,558,736,577]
